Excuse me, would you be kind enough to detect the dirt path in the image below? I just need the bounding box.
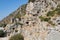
[0,37,9,40]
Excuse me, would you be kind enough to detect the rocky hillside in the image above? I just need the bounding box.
[0,4,27,24]
[0,0,60,40]
[0,0,59,25]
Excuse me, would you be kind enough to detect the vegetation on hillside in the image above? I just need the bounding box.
[9,34,24,40]
[21,4,27,16]
[28,0,35,2]
[39,5,60,26]
[15,4,27,18]
[15,12,21,18]
[47,4,60,17]
[39,16,51,22]
[0,30,7,37]
[47,11,55,17]
[48,21,56,26]
[0,23,7,27]
[39,16,55,26]
[0,4,27,25]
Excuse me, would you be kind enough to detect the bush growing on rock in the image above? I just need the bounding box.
[9,34,24,40]
[0,30,7,37]
[39,16,51,22]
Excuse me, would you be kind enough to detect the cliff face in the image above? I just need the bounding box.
[0,0,60,40]
[0,0,59,25]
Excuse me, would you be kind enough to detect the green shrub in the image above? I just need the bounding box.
[39,16,45,21]
[39,16,51,22]
[44,17,51,22]
[48,21,55,26]
[53,5,60,15]
[0,23,7,27]
[0,30,7,37]
[57,10,60,15]
[47,5,60,17]
[9,34,24,40]
[47,11,55,17]
[55,7,60,15]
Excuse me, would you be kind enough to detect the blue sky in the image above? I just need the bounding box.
[0,0,28,20]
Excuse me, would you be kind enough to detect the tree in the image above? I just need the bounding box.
[9,34,24,40]
[0,30,7,37]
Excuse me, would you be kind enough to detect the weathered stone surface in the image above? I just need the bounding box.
[0,0,60,40]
